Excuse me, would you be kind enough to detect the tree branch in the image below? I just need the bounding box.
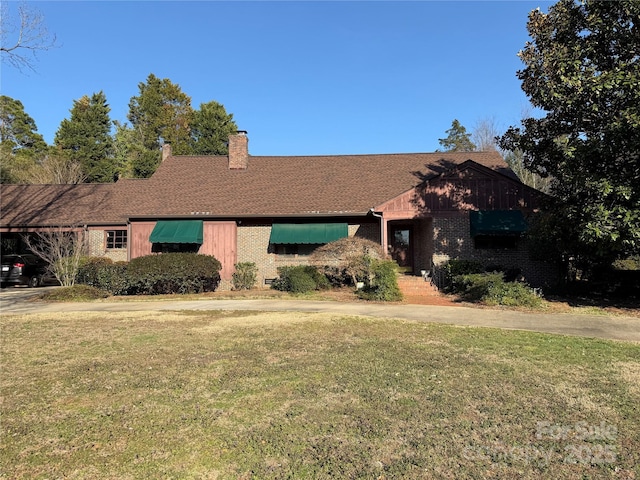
[1,2,57,72]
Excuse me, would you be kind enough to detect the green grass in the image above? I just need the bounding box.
[1,311,639,479]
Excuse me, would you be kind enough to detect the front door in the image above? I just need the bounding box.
[389,225,413,273]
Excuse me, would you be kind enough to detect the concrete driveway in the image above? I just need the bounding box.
[1,286,639,342]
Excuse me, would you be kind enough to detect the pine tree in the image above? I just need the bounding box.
[190,101,238,155]
[54,91,114,182]
[0,95,48,183]
[438,119,476,152]
[126,74,193,177]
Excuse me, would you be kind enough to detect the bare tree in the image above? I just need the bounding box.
[22,226,87,287]
[471,117,501,152]
[504,149,553,194]
[1,2,57,72]
[473,114,552,193]
[22,153,86,184]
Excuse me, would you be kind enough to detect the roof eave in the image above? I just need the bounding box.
[126,211,371,220]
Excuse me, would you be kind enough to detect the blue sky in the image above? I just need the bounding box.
[2,1,552,156]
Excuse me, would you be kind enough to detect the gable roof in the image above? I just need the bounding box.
[1,150,515,228]
[127,151,513,217]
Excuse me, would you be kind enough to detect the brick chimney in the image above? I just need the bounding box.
[228,131,249,170]
[162,143,172,162]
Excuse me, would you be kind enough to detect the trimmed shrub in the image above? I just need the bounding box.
[271,265,329,293]
[76,257,129,295]
[97,263,129,295]
[232,262,258,290]
[126,253,221,295]
[77,256,111,285]
[357,259,403,302]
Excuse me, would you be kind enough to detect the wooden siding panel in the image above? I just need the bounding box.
[376,167,541,217]
[375,162,543,219]
[419,178,536,212]
[376,189,421,217]
[130,221,237,281]
[130,222,155,258]
[200,221,237,281]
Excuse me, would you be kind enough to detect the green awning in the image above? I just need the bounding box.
[269,223,348,244]
[149,220,204,244]
[469,210,527,237]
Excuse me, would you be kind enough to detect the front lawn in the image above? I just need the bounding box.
[1,311,638,479]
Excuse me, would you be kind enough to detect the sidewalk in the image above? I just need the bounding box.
[2,294,639,343]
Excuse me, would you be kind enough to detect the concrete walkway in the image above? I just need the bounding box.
[1,288,639,342]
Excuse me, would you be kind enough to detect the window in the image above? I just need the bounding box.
[106,230,127,249]
[274,244,320,256]
[151,243,200,253]
[474,235,518,250]
[269,223,347,258]
[269,223,348,244]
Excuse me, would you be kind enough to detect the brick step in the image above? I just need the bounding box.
[396,276,428,282]
[401,287,439,293]
[396,276,434,285]
[398,285,436,290]
[395,274,457,306]
[396,275,440,295]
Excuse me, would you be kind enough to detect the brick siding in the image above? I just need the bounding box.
[87,229,127,262]
[236,222,380,289]
[237,224,273,286]
[432,212,558,288]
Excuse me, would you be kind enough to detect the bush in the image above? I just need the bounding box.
[232,262,258,290]
[126,253,221,295]
[599,256,640,297]
[484,281,544,308]
[77,257,130,295]
[440,260,525,292]
[357,259,403,302]
[443,259,485,277]
[271,265,329,293]
[449,272,543,308]
[77,256,113,285]
[612,256,640,271]
[310,237,385,286]
[450,272,505,302]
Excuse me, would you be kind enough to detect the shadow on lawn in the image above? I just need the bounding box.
[544,290,640,318]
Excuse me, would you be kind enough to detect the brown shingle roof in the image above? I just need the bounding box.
[128,151,512,217]
[1,150,512,227]
[1,184,120,227]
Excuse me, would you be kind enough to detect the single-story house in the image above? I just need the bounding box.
[1,131,555,288]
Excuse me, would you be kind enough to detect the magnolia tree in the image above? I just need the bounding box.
[499,0,640,266]
[23,226,87,287]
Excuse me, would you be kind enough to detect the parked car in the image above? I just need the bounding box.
[0,254,49,287]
